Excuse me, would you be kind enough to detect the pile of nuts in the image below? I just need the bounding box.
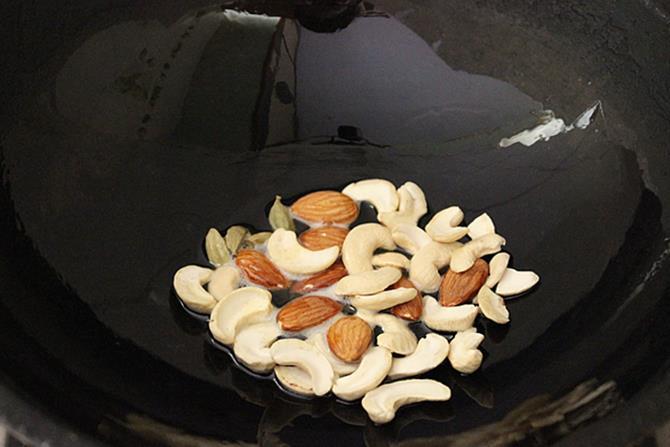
[173,179,539,424]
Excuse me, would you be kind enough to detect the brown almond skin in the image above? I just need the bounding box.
[299,226,349,251]
[390,277,423,321]
[277,296,342,331]
[235,249,289,289]
[290,261,348,294]
[290,191,359,224]
[327,316,372,362]
[439,258,489,306]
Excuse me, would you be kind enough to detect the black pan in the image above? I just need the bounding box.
[2,1,670,446]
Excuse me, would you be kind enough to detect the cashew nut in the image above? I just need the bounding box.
[387,333,450,380]
[467,213,496,240]
[477,286,509,324]
[270,338,335,396]
[448,328,484,374]
[496,268,540,296]
[450,234,506,273]
[425,207,468,243]
[208,265,241,301]
[274,366,314,396]
[371,252,410,270]
[409,241,461,293]
[209,287,273,345]
[233,321,281,373]
[307,332,358,376]
[341,223,395,274]
[173,265,216,314]
[391,224,433,255]
[267,229,339,275]
[334,266,401,296]
[485,252,510,288]
[377,182,428,230]
[342,179,399,213]
[362,379,452,424]
[332,346,392,401]
[372,313,418,355]
[422,296,478,332]
[350,287,417,311]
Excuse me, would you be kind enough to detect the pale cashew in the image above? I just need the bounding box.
[371,252,410,270]
[485,252,511,288]
[425,207,468,243]
[208,265,241,301]
[448,328,484,374]
[450,234,506,273]
[209,287,272,345]
[496,268,540,296]
[422,296,478,332]
[341,223,395,274]
[334,266,401,296]
[332,346,392,401]
[267,229,339,275]
[307,332,358,376]
[342,179,399,213]
[274,366,314,396]
[362,379,451,424]
[350,287,417,311]
[377,182,428,230]
[173,265,216,314]
[270,338,335,396]
[409,241,461,293]
[233,321,281,373]
[467,213,496,239]
[391,224,432,255]
[477,286,509,324]
[387,334,450,380]
[373,313,418,355]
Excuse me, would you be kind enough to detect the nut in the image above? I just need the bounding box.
[290,190,359,225]
[409,241,461,293]
[327,316,373,362]
[391,224,433,255]
[377,182,428,230]
[439,258,489,306]
[476,286,509,324]
[362,379,451,424]
[270,338,335,396]
[450,234,506,273]
[341,223,396,274]
[448,328,484,374]
[235,249,289,289]
[390,277,423,321]
[486,252,511,288]
[277,296,342,331]
[372,313,418,355]
[208,265,241,302]
[467,213,495,240]
[299,226,349,251]
[173,265,216,314]
[308,332,358,376]
[267,229,339,275]
[342,178,399,213]
[332,346,392,401]
[371,252,410,270]
[425,207,468,243]
[349,287,417,311]
[209,287,273,345]
[275,365,314,396]
[290,261,348,294]
[422,296,478,332]
[387,334,450,380]
[496,268,540,296]
[233,321,281,373]
[334,266,402,296]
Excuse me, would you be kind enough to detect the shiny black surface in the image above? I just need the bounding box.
[1,1,670,446]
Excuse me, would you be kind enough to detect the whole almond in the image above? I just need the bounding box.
[439,258,489,306]
[299,226,349,251]
[327,316,372,362]
[290,261,348,294]
[235,249,289,289]
[390,277,423,321]
[277,296,342,331]
[290,191,359,224]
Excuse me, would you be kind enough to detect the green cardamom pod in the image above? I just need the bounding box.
[268,195,295,231]
[205,228,231,266]
[246,231,272,246]
[225,225,250,254]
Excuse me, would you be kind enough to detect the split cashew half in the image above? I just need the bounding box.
[409,241,461,293]
[485,252,511,288]
[477,286,510,324]
[270,338,335,396]
[275,366,315,396]
[267,229,339,275]
[334,266,401,296]
[208,265,241,302]
[372,313,418,355]
[448,328,484,374]
[496,268,540,296]
[377,182,428,230]
[387,333,450,380]
[233,321,281,373]
[391,224,433,255]
[332,346,392,401]
[341,223,396,274]
[450,234,506,273]
[350,287,417,311]
[422,296,478,332]
[372,252,410,270]
[426,207,468,243]
[173,265,216,314]
[467,213,496,240]
[342,179,399,213]
[307,332,358,376]
[209,287,273,345]
[362,379,452,424]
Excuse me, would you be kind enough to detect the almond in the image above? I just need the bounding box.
[327,316,372,362]
[299,226,349,251]
[290,261,348,294]
[290,191,359,224]
[390,277,423,321]
[439,258,489,306]
[277,296,342,331]
[235,249,289,289]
